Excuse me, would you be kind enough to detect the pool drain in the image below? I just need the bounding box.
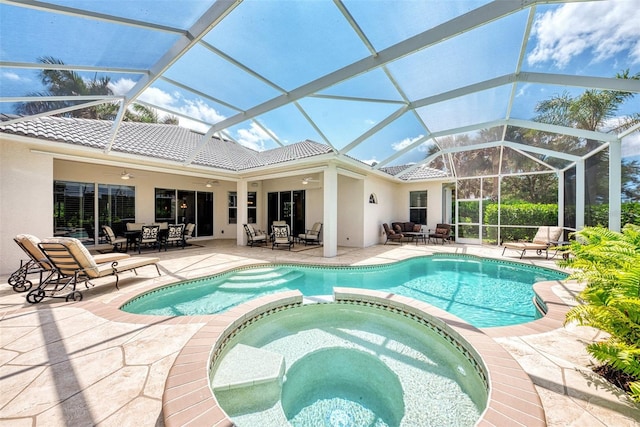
[326,408,354,427]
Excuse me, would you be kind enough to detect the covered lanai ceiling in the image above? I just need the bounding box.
[1,0,639,179]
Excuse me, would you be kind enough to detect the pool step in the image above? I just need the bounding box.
[212,344,285,414]
[219,270,304,291]
[227,268,296,283]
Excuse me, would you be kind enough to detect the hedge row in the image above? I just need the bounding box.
[473,202,640,242]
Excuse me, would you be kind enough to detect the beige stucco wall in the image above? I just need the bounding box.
[1,139,53,276]
[337,175,364,247]
[397,181,451,231]
[363,175,398,245]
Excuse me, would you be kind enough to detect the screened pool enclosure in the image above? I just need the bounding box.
[1,0,638,246]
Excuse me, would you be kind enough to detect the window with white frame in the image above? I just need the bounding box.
[228,192,237,224]
[409,190,427,224]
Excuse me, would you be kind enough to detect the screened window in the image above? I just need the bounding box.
[409,190,427,224]
[228,192,237,224]
[247,192,257,224]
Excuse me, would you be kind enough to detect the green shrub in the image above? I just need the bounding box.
[484,203,558,241]
[560,225,640,402]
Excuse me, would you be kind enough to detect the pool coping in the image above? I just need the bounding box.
[151,282,573,427]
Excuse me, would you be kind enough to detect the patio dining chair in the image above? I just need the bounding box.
[136,225,162,253]
[165,223,186,249]
[102,225,128,252]
[272,224,294,250]
[183,223,195,246]
[29,237,160,303]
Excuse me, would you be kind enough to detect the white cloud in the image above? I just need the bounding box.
[527,1,640,68]
[236,122,273,151]
[108,78,136,95]
[622,130,640,158]
[391,135,425,151]
[108,78,278,146]
[2,71,29,82]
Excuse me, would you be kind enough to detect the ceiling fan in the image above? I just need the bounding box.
[301,176,320,185]
[120,170,134,180]
[193,180,219,187]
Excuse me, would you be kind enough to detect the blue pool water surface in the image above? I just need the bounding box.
[121,255,566,328]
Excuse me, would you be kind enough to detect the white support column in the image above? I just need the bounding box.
[609,139,622,232]
[557,170,564,228]
[576,160,585,230]
[237,180,248,246]
[323,164,338,258]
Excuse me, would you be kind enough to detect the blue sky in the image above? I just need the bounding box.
[1,0,638,164]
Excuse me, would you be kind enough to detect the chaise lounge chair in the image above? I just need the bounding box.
[28,237,160,303]
[10,234,129,293]
[502,226,563,259]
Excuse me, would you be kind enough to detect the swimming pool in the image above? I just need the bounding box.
[121,254,566,328]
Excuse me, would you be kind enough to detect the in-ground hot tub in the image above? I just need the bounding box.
[209,295,488,427]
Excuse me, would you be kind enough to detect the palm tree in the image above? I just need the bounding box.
[15,56,113,119]
[15,56,179,124]
[532,70,640,226]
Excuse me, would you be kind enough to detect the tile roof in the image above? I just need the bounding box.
[0,116,446,180]
[379,164,450,180]
[0,116,334,171]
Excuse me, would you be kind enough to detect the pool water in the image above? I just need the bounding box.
[211,303,487,427]
[121,255,566,328]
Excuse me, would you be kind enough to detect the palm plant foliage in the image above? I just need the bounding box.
[559,224,640,401]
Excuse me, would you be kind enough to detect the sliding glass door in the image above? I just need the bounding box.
[267,190,306,235]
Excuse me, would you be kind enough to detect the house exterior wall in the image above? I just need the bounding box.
[337,175,364,247]
[393,181,452,232]
[1,139,53,276]
[363,175,397,245]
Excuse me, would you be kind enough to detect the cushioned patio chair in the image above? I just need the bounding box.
[382,223,404,245]
[298,222,322,245]
[272,224,294,250]
[244,224,268,247]
[165,223,186,249]
[102,225,128,252]
[29,237,160,303]
[136,225,162,253]
[428,224,452,244]
[10,234,129,293]
[183,223,195,246]
[502,226,563,259]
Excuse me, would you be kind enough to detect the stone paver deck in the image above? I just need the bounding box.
[1,240,639,426]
